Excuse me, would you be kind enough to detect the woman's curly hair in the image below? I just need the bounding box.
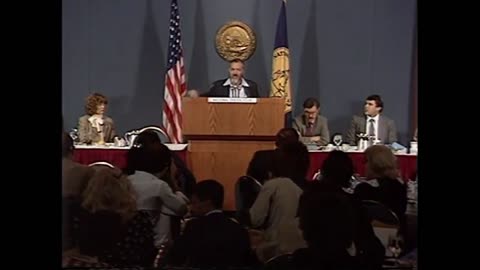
[85,92,108,115]
[82,166,137,222]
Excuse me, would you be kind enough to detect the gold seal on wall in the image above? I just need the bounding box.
[215,21,256,61]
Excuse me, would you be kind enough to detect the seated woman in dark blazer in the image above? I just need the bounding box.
[354,145,407,234]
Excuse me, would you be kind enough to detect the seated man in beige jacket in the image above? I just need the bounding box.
[249,144,307,262]
[292,97,330,146]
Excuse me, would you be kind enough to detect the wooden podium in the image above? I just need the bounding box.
[182,97,285,210]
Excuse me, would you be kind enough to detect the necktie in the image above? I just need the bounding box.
[305,123,314,136]
[368,118,375,138]
[231,85,239,97]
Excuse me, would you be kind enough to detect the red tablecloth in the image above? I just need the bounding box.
[307,152,417,182]
[74,148,416,182]
[73,148,187,169]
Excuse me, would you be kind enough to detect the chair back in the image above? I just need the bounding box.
[235,175,262,211]
[264,253,294,270]
[362,200,400,225]
[234,175,262,227]
[125,125,171,145]
[88,161,115,169]
[362,200,400,257]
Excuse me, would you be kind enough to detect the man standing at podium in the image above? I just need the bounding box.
[203,59,260,97]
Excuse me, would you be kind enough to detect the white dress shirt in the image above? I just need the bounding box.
[88,115,104,133]
[223,78,249,98]
[128,170,188,247]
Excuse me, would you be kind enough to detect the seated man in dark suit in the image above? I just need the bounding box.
[345,94,397,145]
[167,180,253,268]
[246,127,308,187]
[203,59,260,97]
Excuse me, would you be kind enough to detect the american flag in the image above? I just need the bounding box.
[163,0,186,144]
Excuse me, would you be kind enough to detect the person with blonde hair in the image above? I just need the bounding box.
[77,92,116,144]
[71,165,156,267]
[81,166,137,221]
[364,145,400,180]
[354,145,407,234]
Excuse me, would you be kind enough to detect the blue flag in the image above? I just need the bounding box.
[270,0,292,127]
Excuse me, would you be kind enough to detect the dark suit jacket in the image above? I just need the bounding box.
[167,212,253,268]
[345,114,397,145]
[203,78,260,97]
[354,177,407,237]
[246,147,309,189]
[354,177,407,224]
[172,153,196,199]
[246,149,275,185]
[346,192,386,269]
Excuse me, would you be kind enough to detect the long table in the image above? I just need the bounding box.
[74,146,417,181]
[73,145,417,210]
[307,151,417,182]
[73,144,188,168]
